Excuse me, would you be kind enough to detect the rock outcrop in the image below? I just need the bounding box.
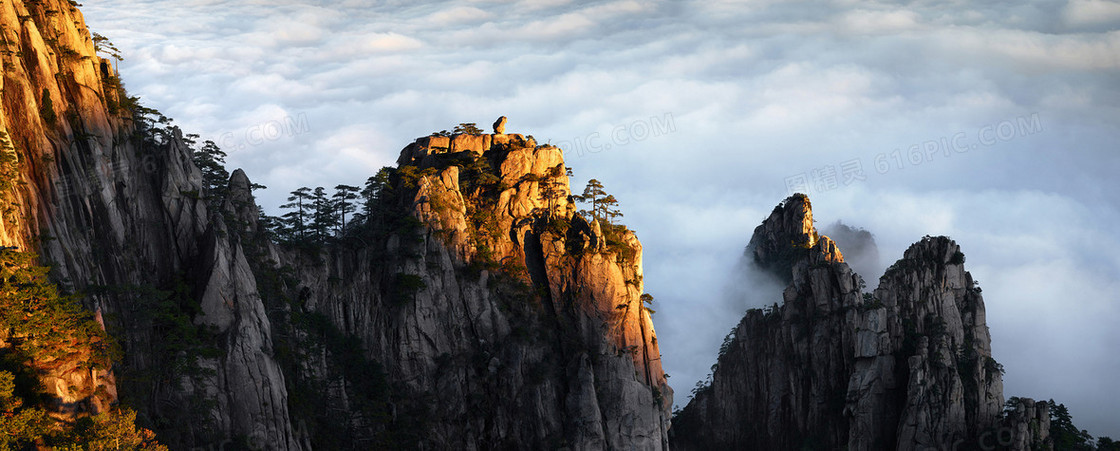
[671,194,1050,451]
[672,195,860,449]
[493,116,507,134]
[254,133,671,449]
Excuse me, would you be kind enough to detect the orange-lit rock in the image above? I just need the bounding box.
[493,116,507,134]
[285,127,672,449]
[449,132,491,154]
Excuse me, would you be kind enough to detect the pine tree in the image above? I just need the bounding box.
[1047,400,1094,450]
[0,250,163,449]
[182,133,199,148]
[363,169,391,211]
[281,187,312,242]
[640,293,656,315]
[355,168,392,228]
[332,184,360,233]
[310,186,336,241]
[454,123,483,135]
[258,210,284,239]
[191,140,230,207]
[92,32,125,62]
[579,179,607,221]
[538,165,567,219]
[0,370,52,446]
[0,249,115,363]
[601,194,623,225]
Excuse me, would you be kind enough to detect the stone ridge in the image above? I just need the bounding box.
[848,235,1005,449]
[0,0,130,422]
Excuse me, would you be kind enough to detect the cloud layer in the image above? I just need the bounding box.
[82,0,1120,437]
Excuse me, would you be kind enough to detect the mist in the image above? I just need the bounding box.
[662,239,787,410]
[821,221,882,287]
[723,255,787,315]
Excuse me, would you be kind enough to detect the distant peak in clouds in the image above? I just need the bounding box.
[673,195,1049,450]
[822,220,881,284]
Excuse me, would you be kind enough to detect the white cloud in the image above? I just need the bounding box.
[933,27,1120,70]
[424,6,493,25]
[516,13,598,39]
[835,8,922,35]
[1063,0,1120,27]
[362,32,425,52]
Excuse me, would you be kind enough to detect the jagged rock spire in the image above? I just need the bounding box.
[224,168,260,234]
[672,195,1049,451]
[746,193,843,282]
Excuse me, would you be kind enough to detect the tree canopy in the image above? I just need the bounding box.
[1047,400,1095,450]
[190,138,229,209]
[576,179,624,225]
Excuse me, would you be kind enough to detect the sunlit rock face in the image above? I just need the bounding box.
[275,131,672,449]
[671,194,1049,451]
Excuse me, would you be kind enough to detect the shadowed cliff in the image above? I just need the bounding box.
[670,194,1050,450]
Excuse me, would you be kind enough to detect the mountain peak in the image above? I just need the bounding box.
[396,129,537,167]
[746,193,843,280]
[673,196,1049,451]
[901,235,965,267]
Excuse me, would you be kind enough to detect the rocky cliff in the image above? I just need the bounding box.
[671,194,1050,450]
[1,0,298,446]
[248,131,672,449]
[0,1,670,448]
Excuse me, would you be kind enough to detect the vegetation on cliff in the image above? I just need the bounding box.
[0,249,164,450]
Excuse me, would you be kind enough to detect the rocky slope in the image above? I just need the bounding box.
[0,0,671,448]
[671,194,1050,450]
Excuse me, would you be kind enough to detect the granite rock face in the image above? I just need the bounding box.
[671,194,1050,451]
[261,134,671,449]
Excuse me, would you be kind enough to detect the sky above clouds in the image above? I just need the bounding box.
[81,0,1120,437]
